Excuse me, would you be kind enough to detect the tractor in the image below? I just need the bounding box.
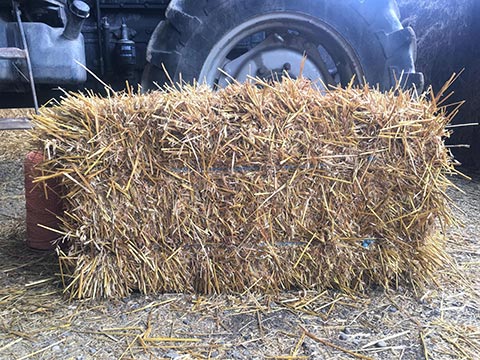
[0,0,423,115]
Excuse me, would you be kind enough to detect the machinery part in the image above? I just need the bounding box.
[62,0,90,40]
[0,0,168,101]
[114,19,136,76]
[101,16,112,75]
[143,0,424,91]
[13,1,38,113]
[212,31,336,90]
[0,46,25,59]
[0,21,87,85]
[95,0,105,76]
[0,117,32,130]
[21,0,66,28]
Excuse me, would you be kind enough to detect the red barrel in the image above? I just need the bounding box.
[24,151,63,250]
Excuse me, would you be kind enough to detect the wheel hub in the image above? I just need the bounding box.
[216,33,332,89]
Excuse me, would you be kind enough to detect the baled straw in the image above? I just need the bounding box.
[33,78,456,299]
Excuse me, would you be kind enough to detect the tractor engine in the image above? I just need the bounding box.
[0,1,87,89]
[0,1,168,107]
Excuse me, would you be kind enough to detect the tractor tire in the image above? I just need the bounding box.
[142,0,424,91]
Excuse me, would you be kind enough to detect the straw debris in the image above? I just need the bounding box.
[33,78,457,299]
[0,108,36,161]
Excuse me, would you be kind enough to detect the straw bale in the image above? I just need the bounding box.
[33,78,456,299]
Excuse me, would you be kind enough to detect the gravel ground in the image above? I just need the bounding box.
[0,129,479,359]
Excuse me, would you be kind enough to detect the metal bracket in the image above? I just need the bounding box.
[0,117,33,130]
[0,47,26,60]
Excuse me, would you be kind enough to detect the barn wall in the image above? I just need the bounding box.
[398,0,480,168]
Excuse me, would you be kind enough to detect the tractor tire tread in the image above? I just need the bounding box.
[143,0,423,91]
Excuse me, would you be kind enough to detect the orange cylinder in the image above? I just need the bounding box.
[24,151,63,250]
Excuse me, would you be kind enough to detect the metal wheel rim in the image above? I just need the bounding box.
[199,12,365,88]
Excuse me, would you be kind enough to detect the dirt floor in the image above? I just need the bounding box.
[0,120,479,359]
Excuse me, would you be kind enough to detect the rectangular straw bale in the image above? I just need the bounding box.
[33,78,456,299]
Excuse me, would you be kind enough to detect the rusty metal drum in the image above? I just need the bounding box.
[24,151,62,250]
